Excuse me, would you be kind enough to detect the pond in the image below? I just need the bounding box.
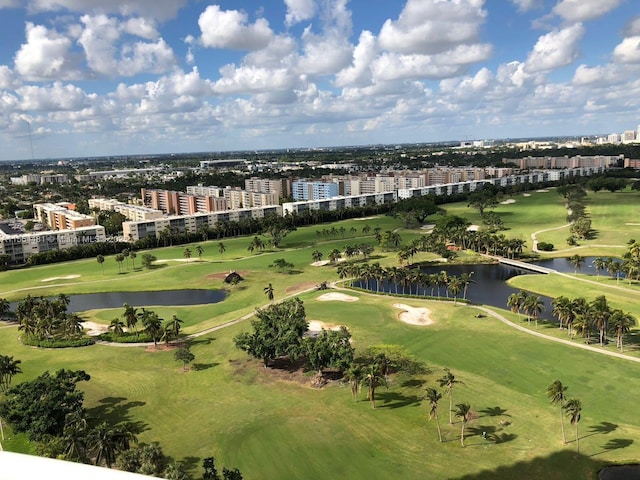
[532,256,622,277]
[354,263,555,319]
[12,289,227,313]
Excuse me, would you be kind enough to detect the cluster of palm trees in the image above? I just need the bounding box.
[183,245,204,261]
[313,242,376,265]
[546,380,582,453]
[315,225,361,238]
[551,295,635,349]
[506,290,546,328]
[424,369,472,446]
[343,357,388,409]
[0,354,21,392]
[109,304,183,347]
[16,294,85,341]
[339,262,474,302]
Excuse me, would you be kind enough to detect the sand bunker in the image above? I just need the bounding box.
[311,260,330,267]
[354,216,378,221]
[500,199,516,205]
[316,292,358,302]
[420,224,435,230]
[82,321,110,336]
[536,189,549,193]
[393,303,433,326]
[467,225,480,232]
[307,320,343,334]
[523,193,531,197]
[41,274,80,282]
[155,258,202,263]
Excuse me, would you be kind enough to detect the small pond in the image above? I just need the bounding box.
[532,256,622,276]
[12,289,227,313]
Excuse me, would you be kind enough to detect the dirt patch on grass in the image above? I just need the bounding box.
[205,270,250,281]
[285,282,319,294]
[144,343,179,352]
[231,357,316,387]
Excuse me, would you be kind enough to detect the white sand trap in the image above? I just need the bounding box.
[311,260,330,267]
[155,258,201,263]
[420,224,435,230]
[626,223,640,226]
[393,303,433,326]
[316,292,359,302]
[467,225,480,232]
[523,193,531,197]
[500,199,516,205]
[307,320,343,334]
[537,189,549,193]
[354,216,378,221]
[41,274,80,282]
[82,321,109,336]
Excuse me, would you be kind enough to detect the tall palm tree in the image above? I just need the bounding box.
[165,314,184,338]
[122,303,138,335]
[591,295,611,346]
[218,242,226,260]
[439,368,462,424]
[592,256,604,277]
[424,387,443,443]
[609,309,635,351]
[0,354,22,392]
[109,318,125,337]
[141,310,163,347]
[264,283,274,301]
[312,250,323,263]
[448,276,463,304]
[195,245,204,260]
[183,247,192,262]
[569,254,584,275]
[344,365,362,401]
[454,403,472,447]
[361,363,387,409]
[563,399,582,454]
[523,293,545,329]
[552,296,573,331]
[507,292,523,320]
[546,380,568,444]
[460,272,474,300]
[89,422,138,468]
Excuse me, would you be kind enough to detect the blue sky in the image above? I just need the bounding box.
[0,0,639,161]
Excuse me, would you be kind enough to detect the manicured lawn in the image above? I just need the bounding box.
[3,194,640,479]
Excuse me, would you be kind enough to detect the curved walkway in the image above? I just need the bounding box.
[473,305,640,364]
[530,223,569,253]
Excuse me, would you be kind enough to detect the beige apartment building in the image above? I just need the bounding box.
[88,198,164,221]
[33,203,96,230]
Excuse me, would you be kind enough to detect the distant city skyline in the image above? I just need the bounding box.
[1,0,640,161]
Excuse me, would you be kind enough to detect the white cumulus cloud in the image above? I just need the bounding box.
[525,23,584,73]
[26,0,187,21]
[552,0,622,23]
[613,36,640,63]
[284,0,317,26]
[198,5,273,50]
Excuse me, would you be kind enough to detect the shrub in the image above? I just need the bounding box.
[21,337,95,348]
[537,241,554,251]
[97,332,152,343]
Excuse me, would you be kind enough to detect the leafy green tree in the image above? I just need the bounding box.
[96,254,105,274]
[140,253,157,269]
[0,369,90,441]
[563,399,582,454]
[269,258,294,273]
[234,298,308,367]
[174,344,195,371]
[424,387,443,443]
[312,250,323,263]
[303,327,354,375]
[546,380,568,444]
[454,402,472,447]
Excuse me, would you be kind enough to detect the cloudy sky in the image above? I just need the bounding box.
[0,0,639,161]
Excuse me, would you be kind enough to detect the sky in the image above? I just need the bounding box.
[0,0,640,161]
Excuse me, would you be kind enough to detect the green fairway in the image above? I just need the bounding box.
[3,195,640,479]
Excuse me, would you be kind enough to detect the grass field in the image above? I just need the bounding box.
[2,190,640,479]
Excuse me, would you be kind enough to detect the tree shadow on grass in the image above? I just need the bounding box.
[192,362,219,371]
[189,337,215,346]
[455,450,608,479]
[87,396,148,433]
[590,438,634,457]
[376,391,421,409]
[479,406,510,418]
[467,425,517,445]
[588,421,618,436]
[401,378,426,388]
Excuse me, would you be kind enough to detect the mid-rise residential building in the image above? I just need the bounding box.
[244,178,291,198]
[292,181,339,201]
[0,223,106,264]
[88,198,164,221]
[33,203,96,230]
[123,205,282,242]
[503,155,621,170]
[10,173,69,185]
[623,130,637,143]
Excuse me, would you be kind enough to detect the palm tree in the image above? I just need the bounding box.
[344,365,362,401]
[195,245,204,260]
[264,283,274,301]
[88,422,124,468]
[129,251,137,269]
[569,254,584,274]
[424,387,443,443]
[439,368,462,424]
[218,242,226,260]
[563,399,582,454]
[183,247,192,262]
[546,380,568,444]
[109,318,125,337]
[507,292,523,320]
[312,250,323,263]
[610,309,635,351]
[164,314,184,339]
[592,256,604,277]
[552,296,573,331]
[122,303,138,335]
[523,293,545,329]
[115,254,125,273]
[460,272,474,300]
[448,276,463,304]
[141,310,163,347]
[0,354,22,392]
[454,403,472,447]
[96,254,105,274]
[361,363,387,409]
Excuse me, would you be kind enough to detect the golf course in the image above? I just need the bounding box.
[2,186,640,479]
